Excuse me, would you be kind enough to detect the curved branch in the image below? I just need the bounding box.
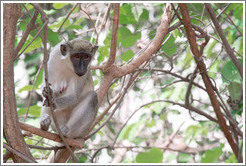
[103,3,120,73]
[205,3,243,79]
[115,3,172,77]
[97,3,173,105]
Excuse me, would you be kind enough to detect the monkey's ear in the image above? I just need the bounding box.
[91,45,98,55]
[60,44,67,56]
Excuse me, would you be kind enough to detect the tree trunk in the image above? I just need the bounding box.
[3,3,35,163]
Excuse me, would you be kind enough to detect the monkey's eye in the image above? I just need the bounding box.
[83,55,90,60]
[74,54,80,59]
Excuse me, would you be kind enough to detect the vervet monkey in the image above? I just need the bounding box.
[40,38,98,139]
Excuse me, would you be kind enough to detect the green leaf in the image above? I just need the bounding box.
[119,4,137,24]
[225,154,237,163]
[74,17,84,25]
[49,17,70,30]
[44,9,57,15]
[17,105,41,117]
[206,39,218,58]
[79,155,87,163]
[98,46,109,63]
[221,59,243,83]
[185,124,204,142]
[47,28,60,46]
[228,82,242,101]
[53,3,68,9]
[136,148,163,163]
[118,27,141,48]
[121,50,134,62]
[18,85,38,93]
[29,105,41,117]
[201,144,224,163]
[178,153,192,163]
[139,9,149,22]
[35,69,43,88]
[20,37,42,53]
[24,52,42,64]
[149,30,156,40]
[161,35,176,57]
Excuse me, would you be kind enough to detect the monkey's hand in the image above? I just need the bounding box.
[40,114,51,131]
[42,86,55,107]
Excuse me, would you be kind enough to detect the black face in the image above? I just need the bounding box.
[70,52,92,76]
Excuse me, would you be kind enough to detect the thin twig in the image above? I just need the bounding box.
[14,9,39,58]
[28,144,65,151]
[58,3,79,33]
[96,3,112,44]
[15,20,48,59]
[24,61,44,122]
[215,3,242,36]
[205,3,243,79]
[79,4,98,43]
[32,3,78,163]
[85,74,133,140]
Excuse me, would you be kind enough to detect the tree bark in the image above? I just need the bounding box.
[3,3,35,163]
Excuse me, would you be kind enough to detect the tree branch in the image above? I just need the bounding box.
[103,3,120,73]
[205,3,243,79]
[32,3,78,162]
[3,3,36,163]
[14,9,39,58]
[179,3,241,162]
[3,143,37,163]
[97,3,173,106]
[19,122,84,148]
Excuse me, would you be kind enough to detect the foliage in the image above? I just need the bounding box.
[9,2,244,163]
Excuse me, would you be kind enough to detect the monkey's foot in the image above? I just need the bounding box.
[60,125,69,136]
[40,114,51,131]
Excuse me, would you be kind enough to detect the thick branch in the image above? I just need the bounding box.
[97,3,172,106]
[179,3,241,161]
[205,3,243,79]
[3,3,35,163]
[19,122,84,148]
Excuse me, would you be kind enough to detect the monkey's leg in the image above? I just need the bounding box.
[62,91,98,138]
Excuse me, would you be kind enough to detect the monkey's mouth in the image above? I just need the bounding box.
[75,70,86,77]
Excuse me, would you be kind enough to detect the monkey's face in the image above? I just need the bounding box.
[70,53,92,76]
[60,40,98,77]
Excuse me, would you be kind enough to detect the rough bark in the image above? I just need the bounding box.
[3,3,35,163]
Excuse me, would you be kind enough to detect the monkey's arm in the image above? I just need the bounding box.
[55,94,77,109]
